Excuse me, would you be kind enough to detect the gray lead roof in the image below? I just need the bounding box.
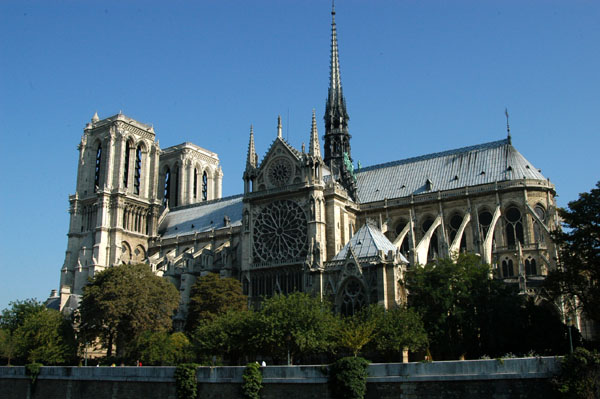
[355,139,546,204]
[333,224,407,262]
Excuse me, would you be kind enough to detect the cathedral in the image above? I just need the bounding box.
[57,7,559,324]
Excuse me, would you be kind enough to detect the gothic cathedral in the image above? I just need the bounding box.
[57,7,559,325]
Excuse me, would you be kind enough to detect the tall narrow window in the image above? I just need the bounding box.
[525,257,537,275]
[478,210,493,241]
[94,144,102,191]
[502,258,514,277]
[134,146,142,195]
[173,165,179,207]
[123,142,130,188]
[163,167,171,207]
[505,206,524,248]
[533,205,546,244]
[193,168,198,200]
[202,171,208,201]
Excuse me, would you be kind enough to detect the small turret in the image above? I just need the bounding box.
[309,109,321,158]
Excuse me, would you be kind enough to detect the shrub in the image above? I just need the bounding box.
[25,362,42,384]
[242,362,263,399]
[174,363,198,399]
[554,347,600,399]
[329,356,370,399]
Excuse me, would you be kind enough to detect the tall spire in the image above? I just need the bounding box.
[277,115,283,138]
[323,1,352,189]
[246,125,257,168]
[309,109,321,158]
[505,107,512,144]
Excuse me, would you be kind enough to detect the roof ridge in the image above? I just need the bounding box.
[169,193,244,212]
[357,138,509,173]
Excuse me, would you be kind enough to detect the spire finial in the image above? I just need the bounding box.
[277,115,282,138]
[246,125,257,168]
[91,111,99,123]
[332,0,335,16]
[309,109,321,158]
[505,107,511,144]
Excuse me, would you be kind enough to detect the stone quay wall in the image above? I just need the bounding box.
[0,357,561,399]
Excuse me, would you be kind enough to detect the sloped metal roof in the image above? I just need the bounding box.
[355,139,546,203]
[159,195,243,239]
[333,224,406,262]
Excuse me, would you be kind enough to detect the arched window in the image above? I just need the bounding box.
[134,145,142,195]
[505,206,524,248]
[478,209,493,241]
[501,258,514,277]
[193,168,198,200]
[395,219,410,257]
[533,205,546,244]
[525,257,537,276]
[422,216,438,261]
[123,141,130,187]
[448,213,467,251]
[163,167,171,207]
[94,143,102,191]
[202,171,208,201]
[340,277,366,316]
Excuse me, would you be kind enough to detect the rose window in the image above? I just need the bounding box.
[253,200,308,263]
[268,158,292,187]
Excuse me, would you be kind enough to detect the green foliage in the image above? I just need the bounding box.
[337,306,379,357]
[407,253,570,359]
[545,181,600,325]
[78,263,180,358]
[131,331,192,365]
[257,292,338,364]
[329,356,370,399]
[193,310,257,364]
[372,306,428,360]
[0,299,46,332]
[25,362,42,384]
[15,307,76,364]
[174,363,198,399]
[0,328,17,365]
[554,347,600,399]
[186,273,247,334]
[242,362,263,399]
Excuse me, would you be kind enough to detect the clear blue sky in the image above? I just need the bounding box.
[1,0,598,311]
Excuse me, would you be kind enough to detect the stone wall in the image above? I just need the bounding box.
[0,357,560,399]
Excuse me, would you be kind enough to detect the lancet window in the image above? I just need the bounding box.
[501,258,514,277]
[123,141,130,188]
[94,143,102,191]
[163,167,171,207]
[533,205,546,244]
[448,213,467,252]
[340,277,366,316]
[202,171,208,201]
[134,145,142,195]
[505,206,524,248]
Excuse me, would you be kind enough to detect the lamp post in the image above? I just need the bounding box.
[286,334,291,366]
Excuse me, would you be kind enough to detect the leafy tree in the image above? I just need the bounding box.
[0,299,75,365]
[545,181,600,326]
[78,263,180,358]
[193,309,257,364]
[14,307,76,364]
[372,306,428,361]
[336,305,381,358]
[329,356,370,399]
[256,292,338,364]
[0,329,17,365]
[186,273,247,333]
[553,347,600,398]
[131,331,193,365]
[0,299,46,332]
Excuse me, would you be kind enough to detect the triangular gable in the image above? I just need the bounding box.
[333,223,402,261]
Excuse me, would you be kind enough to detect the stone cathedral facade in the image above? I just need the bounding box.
[58,8,559,325]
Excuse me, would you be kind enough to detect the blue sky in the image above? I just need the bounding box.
[0,0,598,311]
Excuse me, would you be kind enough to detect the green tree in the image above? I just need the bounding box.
[0,299,46,332]
[78,263,180,358]
[0,329,17,365]
[131,331,192,365]
[14,308,76,364]
[337,305,380,357]
[545,181,600,325]
[372,306,428,361]
[185,273,247,334]
[193,309,258,364]
[257,292,337,364]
